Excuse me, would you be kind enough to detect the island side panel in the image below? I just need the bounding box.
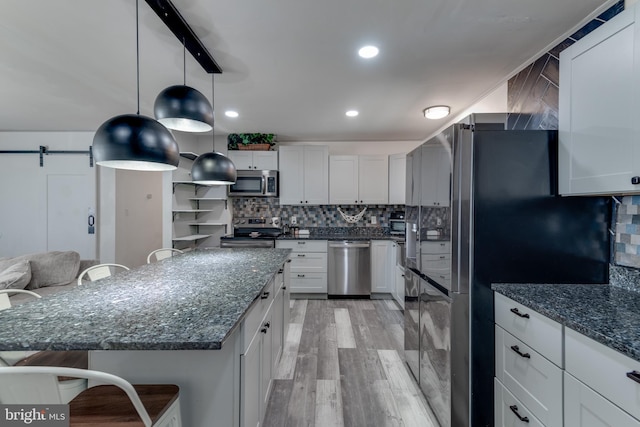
[88,329,241,427]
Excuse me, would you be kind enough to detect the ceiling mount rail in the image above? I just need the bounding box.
[0,146,94,167]
[144,0,222,74]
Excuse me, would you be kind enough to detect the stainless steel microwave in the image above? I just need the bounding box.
[228,170,279,197]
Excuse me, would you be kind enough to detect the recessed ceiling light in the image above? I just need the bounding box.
[423,106,450,120]
[224,110,239,118]
[346,110,359,117]
[358,45,379,59]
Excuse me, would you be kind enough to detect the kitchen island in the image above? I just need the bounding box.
[0,248,292,427]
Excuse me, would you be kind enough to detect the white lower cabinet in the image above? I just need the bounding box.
[565,372,640,427]
[495,325,563,426]
[276,240,327,294]
[240,264,290,427]
[394,265,405,309]
[495,293,640,427]
[495,378,545,427]
[371,240,393,293]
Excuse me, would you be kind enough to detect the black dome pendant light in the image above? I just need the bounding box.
[93,0,179,171]
[154,38,214,133]
[191,74,237,185]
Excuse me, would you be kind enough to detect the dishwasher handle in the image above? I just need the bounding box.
[329,240,370,248]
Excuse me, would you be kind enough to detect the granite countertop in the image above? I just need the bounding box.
[0,248,291,351]
[277,234,404,241]
[492,283,640,363]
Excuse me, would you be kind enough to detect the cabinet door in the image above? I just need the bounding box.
[272,285,284,374]
[359,155,389,204]
[394,265,405,309]
[565,372,640,427]
[303,146,329,205]
[389,153,406,205]
[260,312,273,421]
[252,151,278,170]
[371,241,391,293]
[228,151,254,170]
[559,8,640,195]
[240,332,261,427]
[329,155,359,204]
[279,147,304,205]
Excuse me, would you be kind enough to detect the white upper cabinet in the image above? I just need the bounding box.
[279,145,328,205]
[329,155,389,204]
[559,5,640,195]
[228,151,278,170]
[420,144,450,206]
[389,153,406,205]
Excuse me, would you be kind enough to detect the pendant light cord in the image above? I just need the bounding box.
[211,73,216,153]
[136,0,140,115]
[183,38,187,86]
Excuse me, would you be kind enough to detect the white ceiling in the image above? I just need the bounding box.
[0,0,615,142]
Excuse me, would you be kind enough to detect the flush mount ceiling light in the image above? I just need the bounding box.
[191,74,237,185]
[423,106,451,120]
[346,110,359,117]
[358,45,379,59]
[225,110,239,118]
[154,39,214,133]
[93,0,179,171]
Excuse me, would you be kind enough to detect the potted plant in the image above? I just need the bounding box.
[227,133,276,151]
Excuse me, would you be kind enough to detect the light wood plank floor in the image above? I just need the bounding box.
[264,299,438,427]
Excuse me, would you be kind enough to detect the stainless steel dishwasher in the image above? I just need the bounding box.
[328,240,371,296]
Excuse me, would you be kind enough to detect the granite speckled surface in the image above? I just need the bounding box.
[278,226,404,241]
[610,264,640,293]
[492,283,640,362]
[0,249,291,351]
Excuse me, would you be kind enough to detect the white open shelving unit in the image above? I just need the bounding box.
[171,152,231,250]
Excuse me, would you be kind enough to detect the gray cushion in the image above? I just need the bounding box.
[26,251,81,289]
[0,260,32,290]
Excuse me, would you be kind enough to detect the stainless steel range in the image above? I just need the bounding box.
[219,217,282,248]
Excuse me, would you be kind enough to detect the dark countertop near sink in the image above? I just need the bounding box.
[277,226,404,241]
[492,283,640,363]
[0,248,291,351]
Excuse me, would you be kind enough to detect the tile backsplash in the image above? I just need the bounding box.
[615,196,640,268]
[231,197,404,228]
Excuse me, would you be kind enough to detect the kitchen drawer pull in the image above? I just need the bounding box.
[510,345,531,359]
[261,292,270,299]
[264,321,271,328]
[626,370,640,384]
[297,274,305,278]
[297,254,306,257]
[510,308,530,319]
[297,241,306,245]
[509,405,529,423]
[260,328,268,334]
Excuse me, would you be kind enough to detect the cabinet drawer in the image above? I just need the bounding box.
[276,240,327,253]
[494,293,563,367]
[494,378,545,427]
[241,279,275,351]
[565,371,640,427]
[566,328,640,420]
[289,252,327,273]
[290,272,327,293]
[495,326,563,427]
[423,270,450,287]
[420,241,450,254]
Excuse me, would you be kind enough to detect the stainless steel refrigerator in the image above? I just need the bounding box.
[404,116,610,426]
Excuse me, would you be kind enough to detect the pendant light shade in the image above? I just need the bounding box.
[93,0,180,171]
[154,85,214,132]
[191,151,237,184]
[93,114,180,171]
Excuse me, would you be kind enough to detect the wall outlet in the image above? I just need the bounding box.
[290,216,297,225]
[371,216,377,225]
